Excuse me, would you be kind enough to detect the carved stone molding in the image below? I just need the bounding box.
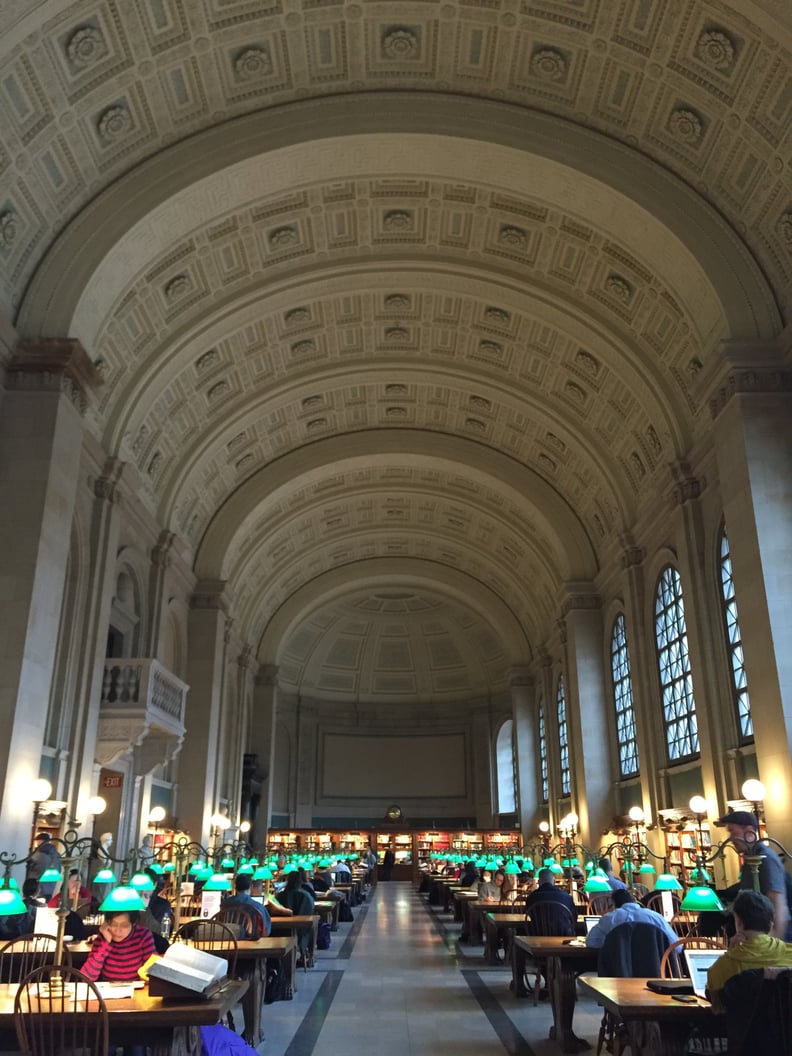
[91,457,126,506]
[560,583,602,616]
[508,665,534,690]
[6,338,103,414]
[556,617,567,644]
[237,643,254,670]
[670,460,705,506]
[708,367,792,420]
[621,545,646,570]
[190,579,229,612]
[151,530,176,568]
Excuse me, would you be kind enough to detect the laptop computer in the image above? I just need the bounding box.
[584,915,601,933]
[683,948,726,998]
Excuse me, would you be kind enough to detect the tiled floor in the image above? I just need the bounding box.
[247,883,604,1056]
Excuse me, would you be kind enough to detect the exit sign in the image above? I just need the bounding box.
[101,774,123,789]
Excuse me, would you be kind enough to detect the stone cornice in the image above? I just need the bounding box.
[90,457,126,506]
[190,579,229,612]
[693,336,792,421]
[669,460,705,507]
[508,665,534,689]
[560,582,602,616]
[7,338,103,414]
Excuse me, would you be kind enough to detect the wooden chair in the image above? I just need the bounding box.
[173,919,238,1033]
[214,905,265,940]
[587,893,614,915]
[14,963,109,1056]
[524,901,577,1005]
[660,935,724,978]
[671,910,701,938]
[0,934,70,984]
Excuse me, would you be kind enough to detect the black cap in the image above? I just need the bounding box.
[716,810,758,828]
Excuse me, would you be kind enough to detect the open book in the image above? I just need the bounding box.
[147,942,228,999]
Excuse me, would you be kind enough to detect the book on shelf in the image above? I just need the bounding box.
[147,942,228,999]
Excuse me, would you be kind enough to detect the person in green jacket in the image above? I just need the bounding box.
[707,890,792,1011]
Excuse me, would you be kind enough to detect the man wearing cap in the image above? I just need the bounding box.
[718,810,791,941]
[27,832,61,899]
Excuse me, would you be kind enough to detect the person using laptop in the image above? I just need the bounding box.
[706,890,792,1011]
[597,857,627,891]
[586,889,677,949]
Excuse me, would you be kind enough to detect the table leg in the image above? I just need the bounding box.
[510,942,530,998]
[546,957,590,1053]
[626,1020,689,1056]
[240,961,264,1045]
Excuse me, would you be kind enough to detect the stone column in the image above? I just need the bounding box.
[562,587,613,846]
[179,581,229,845]
[143,531,175,657]
[510,666,537,848]
[63,460,125,828]
[294,698,318,828]
[703,339,792,846]
[225,645,253,829]
[537,651,556,831]
[471,704,495,829]
[0,339,101,856]
[669,463,727,812]
[250,665,278,841]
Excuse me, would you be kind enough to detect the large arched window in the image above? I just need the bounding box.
[719,527,753,740]
[538,701,548,802]
[655,565,699,761]
[557,676,570,795]
[610,614,639,777]
[495,719,517,813]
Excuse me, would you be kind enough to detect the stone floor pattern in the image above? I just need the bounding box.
[245,882,604,1056]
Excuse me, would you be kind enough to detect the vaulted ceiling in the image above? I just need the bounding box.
[2,0,789,699]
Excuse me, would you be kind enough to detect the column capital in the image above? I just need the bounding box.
[191,579,229,612]
[618,533,646,569]
[91,458,126,505]
[669,460,705,507]
[151,530,176,569]
[560,582,601,616]
[255,663,279,687]
[7,338,103,413]
[694,336,792,421]
[508,665,534,689]
[237,644,255,671]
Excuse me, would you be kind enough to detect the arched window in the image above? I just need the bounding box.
[538,701,548,802]
[557,676,570,795]
[719,527,753,739]
[495,720,517,813]
[610,614,640,777]
[655,565,699,761]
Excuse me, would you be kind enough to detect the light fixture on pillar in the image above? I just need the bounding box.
[688,796,712,884]
[628,805,645,841]
[148,805,166,834]
[30,778,53,847]
[741,779,766,826]
[239,820,251,835]
[210,812,230,853]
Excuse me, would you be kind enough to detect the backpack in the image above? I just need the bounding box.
[316,921,331,949]
[263,958,293,1003]
[338,899,353,923]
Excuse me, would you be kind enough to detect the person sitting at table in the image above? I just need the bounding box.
[81,910,157,1056]
[458,860,480,888]
[525,867,577,924]
[48,868,91,909]
[585,889,677,949]
[263,889,294,916]
[280,869,315,966]
[500,873,519,903]
[222,874,273,937]
[334,858,352,880]
[597,857,628,892]
[478,869,503,902]
[706,890,792,1012]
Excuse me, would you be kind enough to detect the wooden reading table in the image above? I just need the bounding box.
[578,976,723,1056]
[512,936,598,1053]
[0,977,248,1055]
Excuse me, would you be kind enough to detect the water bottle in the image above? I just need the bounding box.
[161,914,172,940]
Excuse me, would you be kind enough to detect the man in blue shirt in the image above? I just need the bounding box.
[717,810,792,942]
[586,889,677,949]
[222,874,271,937]
[598,857,627,891]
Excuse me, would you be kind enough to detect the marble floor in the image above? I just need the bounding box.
[247,882,604,1056]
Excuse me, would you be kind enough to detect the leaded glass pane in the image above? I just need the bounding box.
[719,529,753,738]
[538,702,548,802]
[654,566,699,761]
[557,676,570,796]
[611,614,639,777]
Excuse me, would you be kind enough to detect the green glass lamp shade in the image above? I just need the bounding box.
[248,858,259,867]
[162,862,175,873]
[220,857,235,870]
[542,857,554,867]
[475,856,487,868]
[584,875,612,894]
[148,862,164,874]
[236,862,254,875]
[0,889,28,916]
[485,858,500,872]
[93,868,117,884]
[253,866,274,881]
[39,866,62,883]
[654,873,683,891]
[585,861,595,873]
[504,861,520,875]
[550,863,564,875]
[521,858,534,872]
[188,860,206,876]
[680,886,725,912]
[99,885,146,913]
[129,871,155,891]
[203,872,232,892]
[0,877,20,892]
[196,865,213,882]
[639,862,657,875]
[689,867,712,884]
[282,864,295,874]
